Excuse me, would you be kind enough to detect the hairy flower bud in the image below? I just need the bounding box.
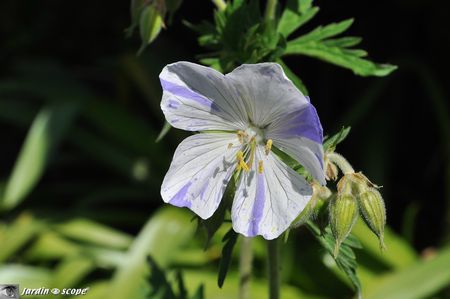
[329,193,358,257]
[292,184,332,228]
[358,188,386,250]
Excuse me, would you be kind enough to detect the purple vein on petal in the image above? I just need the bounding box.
[247,173,266,237]
[278,104,323,144]
[169,182,192,208]
[160,78,219,111]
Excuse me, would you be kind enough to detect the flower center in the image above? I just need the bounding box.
[238,126,264,145]
[244,126,264,143]
[234,126,272,173]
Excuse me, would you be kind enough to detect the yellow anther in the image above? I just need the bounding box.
[258,160,264,173]
[236,151,250,172]
[228,143,233,149]
[265,139,273,155]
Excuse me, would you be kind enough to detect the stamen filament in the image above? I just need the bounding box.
[246,138,256,169]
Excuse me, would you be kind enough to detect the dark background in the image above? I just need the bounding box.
[1,0,448,251]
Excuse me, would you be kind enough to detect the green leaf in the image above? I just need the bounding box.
[146,256,176,299]
[108,208,196,299]
[50,256,95,290]
[278,0,319,37]
[189,285,204,299]
[323,36,362,48]
[289,19,354,44]
[0,214,43,262]
[55,218,133,250]
[352,220,418,269]
[323,126,351,152]
[0,265,52,289]
[217,228,238,288]
[175,271,188,299]
[24,231,81,261]
[364,246,450,299]
[1,102,79,210]
[277,59,309,95]
[307,222,362,296]
[285,41,397,77]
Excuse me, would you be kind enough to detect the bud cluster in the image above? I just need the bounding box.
[325,152,386,256]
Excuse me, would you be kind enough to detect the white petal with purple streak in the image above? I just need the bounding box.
[268,136,325,185]
[161,133,240,219]
[160,62,249,131]
[226,63,311,128]
[231,147,312,239]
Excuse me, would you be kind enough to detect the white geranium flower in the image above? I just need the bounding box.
[159,62,325,240]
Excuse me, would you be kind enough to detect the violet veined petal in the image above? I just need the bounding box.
[226,63,310,128]
[231,147,313,240]
[161,133,240,219]
[160,62,248,131]
[266,103,323,144]
[265,103,325,185]
[269,136,326,185]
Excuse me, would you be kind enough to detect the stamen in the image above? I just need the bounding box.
[258,160,264,173]
[265,139,273,155]
[246,138,256,169]
[237,130,246,144]
[227,143,233,149]
[236,151,250,172]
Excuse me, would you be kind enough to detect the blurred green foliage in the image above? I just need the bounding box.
[0,0,449,298]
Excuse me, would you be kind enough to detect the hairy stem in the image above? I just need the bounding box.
[267,239,280,299]
[211,0,226,11]
[327,152,355,174]
[239,237,253,299]
[264,0,277,21]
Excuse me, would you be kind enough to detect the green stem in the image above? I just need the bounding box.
[211,0,226,11]
[264,0,277,21]
[267,239,280,299]
[239,237,253,299]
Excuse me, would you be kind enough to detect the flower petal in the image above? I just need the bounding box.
[161,132,240,219]
[226,63,310,128]
[160,62,248,131]
[231,147,313,239]
[270,136,325,185]
[265,103,326,185]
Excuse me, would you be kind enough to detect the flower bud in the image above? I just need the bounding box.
[138,0,165,53]
[292,184,332,228]
[358,188,386,250]
[324,157,339,181]
[329,193,358,257]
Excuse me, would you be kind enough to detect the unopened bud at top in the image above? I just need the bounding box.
[138,0,166,54]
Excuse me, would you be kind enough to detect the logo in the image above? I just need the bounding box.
[0,285,90,297]
[0,284,19,299]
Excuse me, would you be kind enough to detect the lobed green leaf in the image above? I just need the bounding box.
[278,0,319,37]
[285,41,397,77]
